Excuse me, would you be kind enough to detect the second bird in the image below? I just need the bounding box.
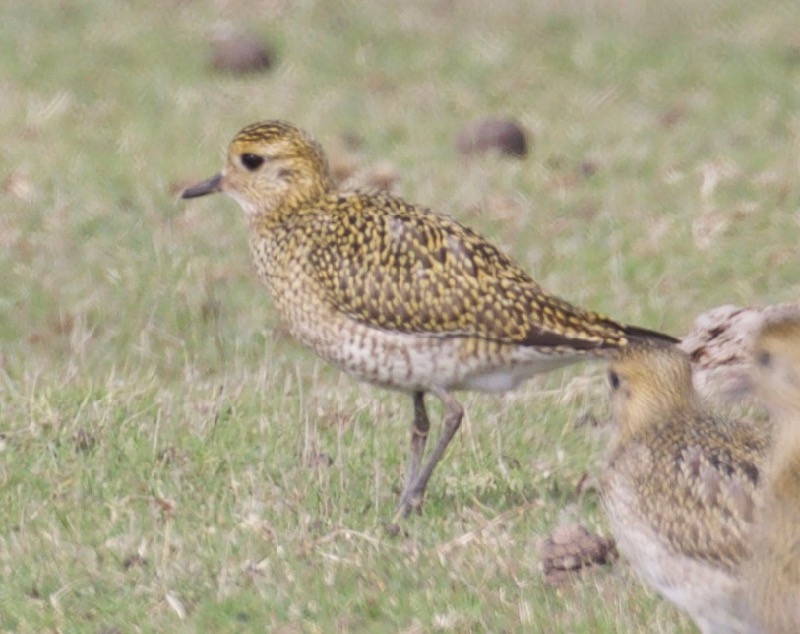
[182,120,677,516]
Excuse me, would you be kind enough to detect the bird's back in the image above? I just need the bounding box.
[604,413,768,633]
[606,410,766,565]
[257,188,673,350]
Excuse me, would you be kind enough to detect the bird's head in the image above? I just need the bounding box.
[607,343,697,443]
[182,120,335,221]
[751,316,800,423]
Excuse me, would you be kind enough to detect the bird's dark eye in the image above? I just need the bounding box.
[608,370,621,390]
[240,153,265,171]
[757,350,772,368]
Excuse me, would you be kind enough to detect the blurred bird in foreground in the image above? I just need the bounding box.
[602,343,769,634]
[746,316,800,634]
[679,301,800,406]
[182,119,677,516]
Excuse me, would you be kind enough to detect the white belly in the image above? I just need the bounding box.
[284,301,590,393]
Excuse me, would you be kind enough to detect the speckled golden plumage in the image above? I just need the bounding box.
[602,343,769,634]
[746,317,800,634]
[183,119,677,516]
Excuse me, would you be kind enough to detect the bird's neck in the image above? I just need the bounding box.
[245,175,335,232]
[619,392,699,445]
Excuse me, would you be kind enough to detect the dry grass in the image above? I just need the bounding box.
[1,0,799,631]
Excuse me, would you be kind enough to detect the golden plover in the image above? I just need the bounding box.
[602,343,769,633]
[182,120,677,516]
[746,317,800,634]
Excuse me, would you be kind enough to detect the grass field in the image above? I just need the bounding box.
[2,1,799,631]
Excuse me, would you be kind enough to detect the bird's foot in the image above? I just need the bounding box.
[395,486,425,519]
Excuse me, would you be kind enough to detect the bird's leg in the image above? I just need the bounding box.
[397,386,464,517]
[399,391,430,504]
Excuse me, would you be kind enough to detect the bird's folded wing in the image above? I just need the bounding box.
[634,432,765,571]
[307,194,625,348]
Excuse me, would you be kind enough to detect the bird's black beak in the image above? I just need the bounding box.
[181,173,223,199]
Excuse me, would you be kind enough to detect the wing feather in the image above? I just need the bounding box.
[307,191,628,348]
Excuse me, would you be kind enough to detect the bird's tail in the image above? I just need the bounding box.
[621,323,680,345]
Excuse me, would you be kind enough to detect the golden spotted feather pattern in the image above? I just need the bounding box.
[303,190,636,349]
[615,414,767,571]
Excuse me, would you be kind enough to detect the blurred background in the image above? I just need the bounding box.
[3,0,800,373]
[1,1,799,631]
